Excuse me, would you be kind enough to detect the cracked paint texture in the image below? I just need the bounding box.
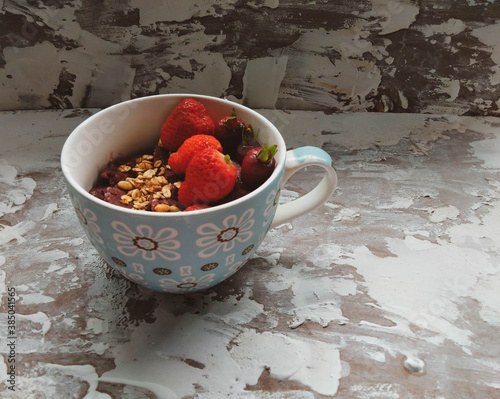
[1,0,500,115]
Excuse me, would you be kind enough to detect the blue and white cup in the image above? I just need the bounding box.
[61,94,337,293]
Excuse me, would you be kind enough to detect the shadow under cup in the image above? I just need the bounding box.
[61,94,337,293]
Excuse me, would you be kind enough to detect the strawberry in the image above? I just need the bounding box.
[160,99,215,151]
[241,145,277,190]
[214,162,250,204]
[214,109,247,157]
[178,148,237,205]
[235,124,260,164]
[184,204,211,212]
[168,134,222,175]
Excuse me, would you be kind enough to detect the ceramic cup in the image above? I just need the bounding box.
[61,94,337,293]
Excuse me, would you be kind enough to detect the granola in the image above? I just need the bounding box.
[89,145,185,212]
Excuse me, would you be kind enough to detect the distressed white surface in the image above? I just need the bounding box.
[1,1,500,115]
[0,109,499,398]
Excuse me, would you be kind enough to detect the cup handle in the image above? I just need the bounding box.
[270,146,338,229]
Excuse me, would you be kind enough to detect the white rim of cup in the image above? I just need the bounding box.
[61,94,286,218]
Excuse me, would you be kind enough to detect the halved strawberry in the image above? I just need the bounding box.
[160,99,215,151]
[168,134,222,175]
[178,148,237,205]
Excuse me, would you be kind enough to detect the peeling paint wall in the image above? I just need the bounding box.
[1,0,500,114]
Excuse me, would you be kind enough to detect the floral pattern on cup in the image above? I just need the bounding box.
[223,261,245,279]
[71,195,104,245]
[196,208,255,258]
[158,265,216,292]
[132,262,146,274]
[111,221,181,261]
[124,272,148,286]
[112,257,127,267]
[263,189,279,227]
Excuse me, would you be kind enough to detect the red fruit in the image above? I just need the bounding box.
[168,135,222,175]
[160,99,215,151]
[214,109,247,156]
[184,204,211,212]
[178,148,237,205]
[216,163,250,203]
[241,145,277,190]
[236,124,259,164]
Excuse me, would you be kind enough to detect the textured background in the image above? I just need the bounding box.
[1,0,500,115]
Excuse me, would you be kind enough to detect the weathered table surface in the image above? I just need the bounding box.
[1,109,499,399]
